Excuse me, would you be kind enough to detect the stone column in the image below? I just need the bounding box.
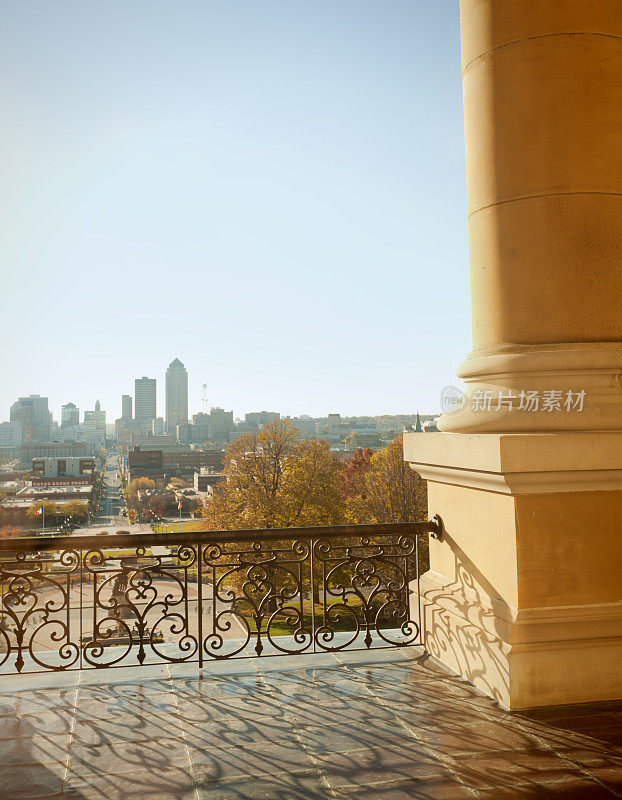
[404,0,622,709]
[443,0,622,433]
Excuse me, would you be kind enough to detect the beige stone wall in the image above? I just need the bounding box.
[515,491,622,607]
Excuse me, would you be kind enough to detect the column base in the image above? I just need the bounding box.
[405,431,622,710]
[439,343,622,433]
[413,571,622,710]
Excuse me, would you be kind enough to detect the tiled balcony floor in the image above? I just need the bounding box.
[0,647,621,800]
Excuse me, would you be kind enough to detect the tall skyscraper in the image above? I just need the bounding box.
[61,402,79,429]
[165,358,188,434]
[135,377,157,423]
[121,395,133,420]
[10,395,51,442]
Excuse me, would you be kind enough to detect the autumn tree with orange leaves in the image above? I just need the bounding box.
[341,437,428,570]
[203,419,345,531]
[203,425,426,534]
[342,438,427,525]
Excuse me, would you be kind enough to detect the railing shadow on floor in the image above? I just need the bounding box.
[2,650,621,799]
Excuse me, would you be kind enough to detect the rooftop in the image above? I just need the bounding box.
[1,647,620,800]
[17,486,93,498]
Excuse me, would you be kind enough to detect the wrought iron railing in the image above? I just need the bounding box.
[0,519,441,674]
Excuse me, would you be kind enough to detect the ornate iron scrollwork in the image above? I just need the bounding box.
[0,519,440,673]
[82,544,198,668]
[202,539,312,658]
[313,534,419,651]
[0,549,79,673]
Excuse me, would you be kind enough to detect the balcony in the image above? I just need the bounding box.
[0,525,621,799]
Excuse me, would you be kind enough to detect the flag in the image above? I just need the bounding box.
[177,501,182,510]
[35,506,43,516]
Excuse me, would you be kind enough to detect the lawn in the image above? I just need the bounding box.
[152,520,208,534]
[234,598,373,636]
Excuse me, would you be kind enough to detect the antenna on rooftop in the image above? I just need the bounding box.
[202,384,209,413]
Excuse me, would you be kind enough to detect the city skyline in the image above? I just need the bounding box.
[1,370,443,427]
[0,1,469,425]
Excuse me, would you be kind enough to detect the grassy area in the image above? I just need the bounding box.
[152,520,208,534]
[235,599,368,636]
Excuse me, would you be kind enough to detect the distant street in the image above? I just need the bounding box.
[67,453,152,537]
[95,453,123,526]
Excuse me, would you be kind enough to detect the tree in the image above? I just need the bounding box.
[343,436,429,572]
[200,426,430,634]
[61,501,88,523]
[135,478,156,493]
[187,497,202,516]
[343,436,426,524]
[26,501,60,521]
[148,494,168,517]
[203,420,346,609]
[340,447,373,499]
[203,420,344,531]
[127,478,156,511]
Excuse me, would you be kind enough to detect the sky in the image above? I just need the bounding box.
[0,0,470,423]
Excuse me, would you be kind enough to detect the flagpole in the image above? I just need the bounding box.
[42,503,45,537]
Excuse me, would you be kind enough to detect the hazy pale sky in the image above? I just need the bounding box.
[0,0,470,423]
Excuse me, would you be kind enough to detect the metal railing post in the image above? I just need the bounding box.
[310,536,316,653]
[197,542,203,669]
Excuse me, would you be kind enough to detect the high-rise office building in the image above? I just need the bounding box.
[135,377,157,423]
[84,400,106,431]
[165,358,188,434]
[10,395,51,442]
[61,403,80,429]
[210,407,234,440]
[121,394,133,420]
[0,421,23,448]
